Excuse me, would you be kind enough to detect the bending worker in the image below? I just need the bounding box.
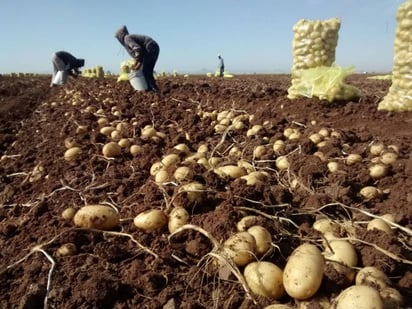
[51,51,84,87]
[115,25,160,92]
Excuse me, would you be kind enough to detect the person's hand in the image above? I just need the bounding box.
[133,61,142,71]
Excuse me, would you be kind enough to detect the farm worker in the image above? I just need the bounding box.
[218,54,225,77]
[115,25,160,92]
[50,51,85,87]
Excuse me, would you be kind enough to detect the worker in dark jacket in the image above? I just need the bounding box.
[51,51,84,87]
[115,25,160,92]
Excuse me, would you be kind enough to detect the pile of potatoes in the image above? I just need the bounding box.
[378,0,412,112]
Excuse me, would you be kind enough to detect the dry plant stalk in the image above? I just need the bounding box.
[168,224,257,305]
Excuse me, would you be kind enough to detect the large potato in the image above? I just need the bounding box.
[73,205,120,230]
[335,285,383,309]
[244,261,284,300]
[223,231,256,266]
[283,243,324,300]
[134,209,167,232]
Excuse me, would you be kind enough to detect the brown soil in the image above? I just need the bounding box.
[0,74,411,309]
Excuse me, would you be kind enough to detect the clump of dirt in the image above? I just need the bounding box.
[0,74,411,308]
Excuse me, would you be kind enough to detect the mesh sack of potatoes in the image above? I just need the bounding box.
[287,17,360,102]
[378,0,412,112]
[117,59,134,82]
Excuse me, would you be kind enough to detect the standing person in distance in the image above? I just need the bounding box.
[218,54,224,77]
[115,25,160,92]
[50,51,85,87]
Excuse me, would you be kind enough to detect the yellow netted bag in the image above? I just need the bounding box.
[288,65,361,102]
[288,17,360,102]
[117,59,135,82]
[378,0,412,112]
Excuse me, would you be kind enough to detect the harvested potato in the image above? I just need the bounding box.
[62,207,77,221]
[355,266,391,289]
[168,207,189,233]
[56,243,77,257]
[102,142,122,157]
[73,205,120,230]
[283,243,324,300]
[247,225,272,257]
[64,147,82,161]
[244,261,284,299]
[223,231,256,266]
[335,285,383,308]
[134,209,167,232]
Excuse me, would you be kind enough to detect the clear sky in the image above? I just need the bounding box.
[0,0,403,75]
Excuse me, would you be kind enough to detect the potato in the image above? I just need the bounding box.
[237,215,260,232]
[244,261,284,299]
[118,138,131,149]
[345,153,362,166]
[173,143,191,154]
[56,243,77,257]
[324,239,358,267]
[283,243,325,300]
[97,117,109,127]
[130,145,143,156]
[379,286,403,309]
[64,137,79,149]
[214,165,247,179]
[177,182,206,204]
[150,161,164,176]
[64,147,82,161]
[355,266,391,289]
[360,186,381,200]
[263,305,293,309]
[276,156,289,170]
[161,153,180,167]
[102,142,122,157]
[309,133,323,144]
[283,243,324,300]
[141,126,157,138]
[327,161,339,172]
[247,225,272,257]
[335,285,383,309]
[173,166,194,182]
[133,209,167,232]
[367,218,393,234]
[197,144,209,154]
[73,205,120,230]
[247,124,263,137]
[168,207,190,233]
[62,207,77,220]
[380,152,398,165]
[253,145,267,158]
[154,169,169,184]
[369,164,388,179]
[223,231,256,266]
[100,126,116,136]
[313,217,340,236]
[370,143,385,156]
[273,140,285,153]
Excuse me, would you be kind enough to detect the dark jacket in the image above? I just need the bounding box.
[55,51,85,70]
[115,25,158,62]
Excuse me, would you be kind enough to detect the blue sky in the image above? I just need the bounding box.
[0,0,403,74]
